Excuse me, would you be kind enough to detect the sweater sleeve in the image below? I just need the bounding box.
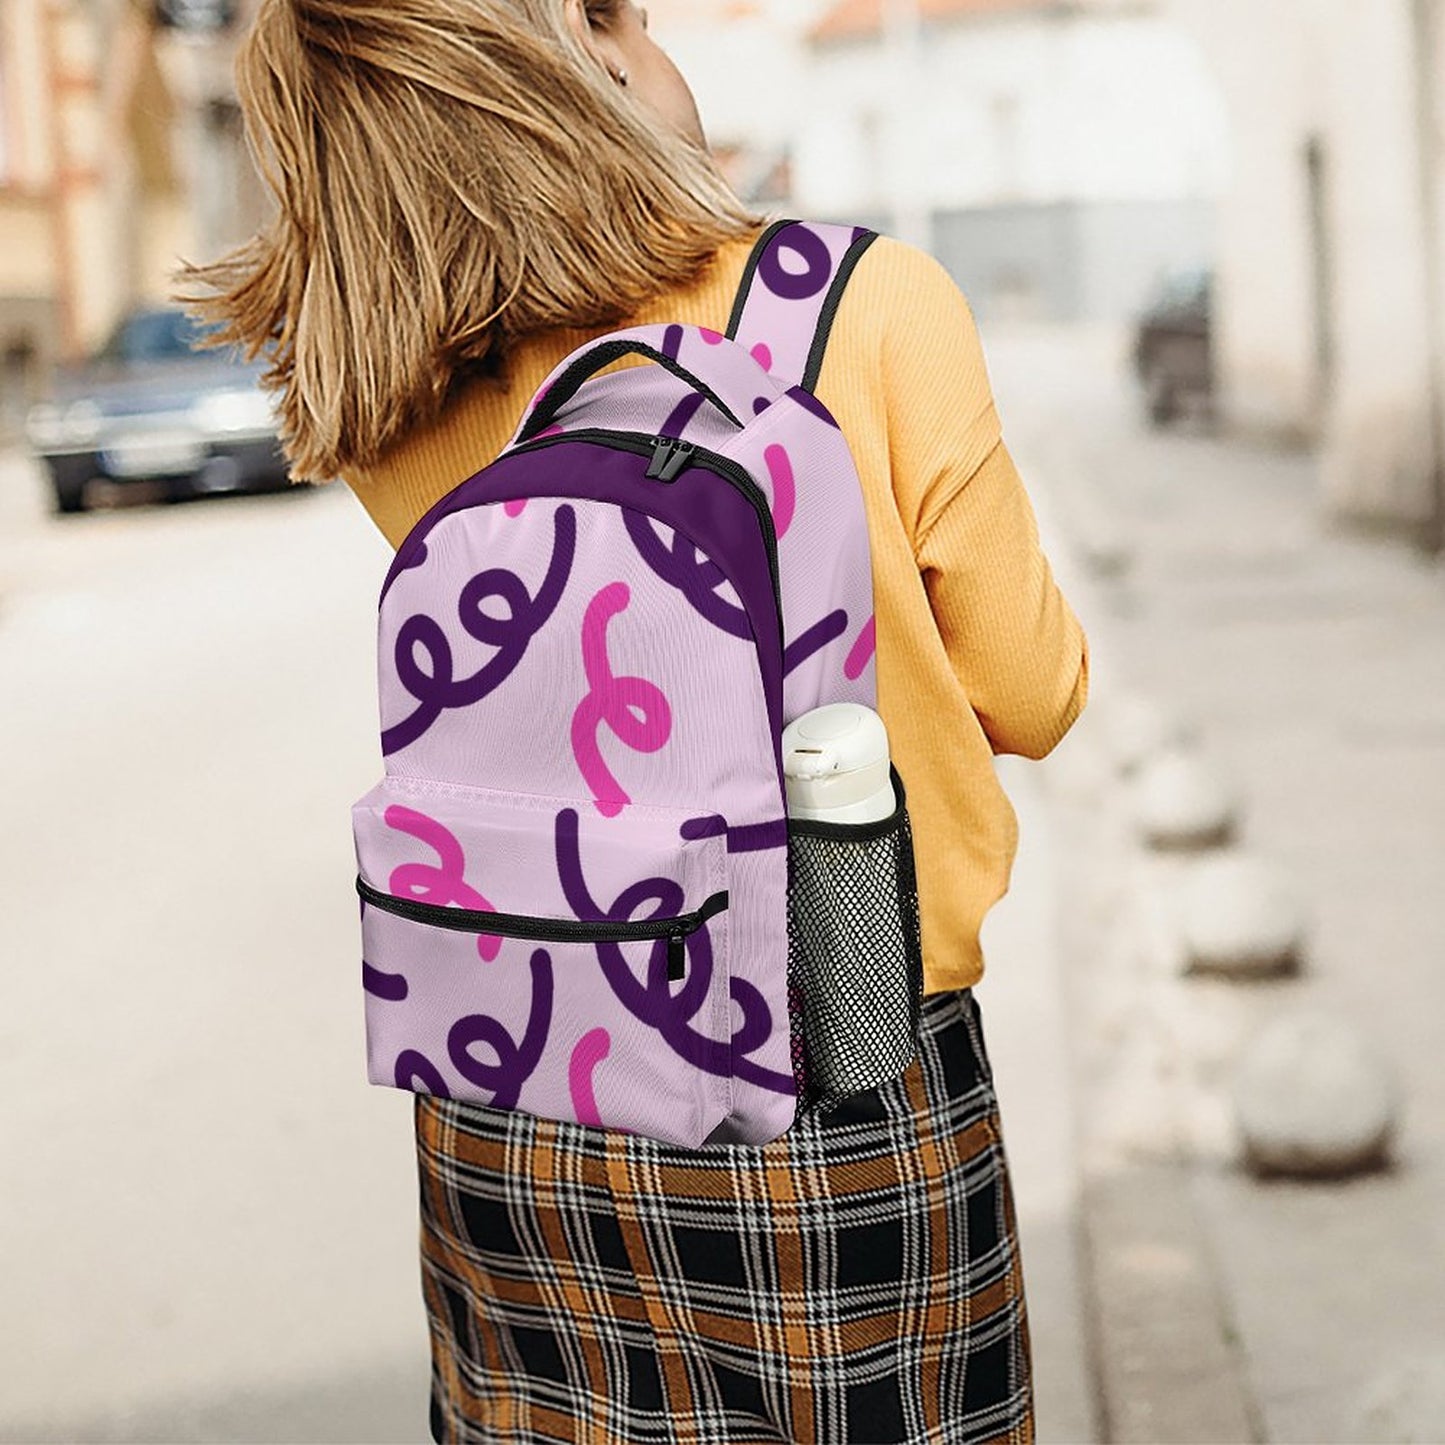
[880,245,1089,759]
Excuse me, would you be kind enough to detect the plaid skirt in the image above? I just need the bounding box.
[414,987,1033,1445]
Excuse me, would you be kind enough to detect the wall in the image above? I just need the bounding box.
[794,4,1227,322]
[0,0,267,375]
[0,0,62,419]
[1171,0,1442,533]
[647,0,821,179]
[933,194,1216,323]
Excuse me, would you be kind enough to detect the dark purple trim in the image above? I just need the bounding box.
[384,471,489,604]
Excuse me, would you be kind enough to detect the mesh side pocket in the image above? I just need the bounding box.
[786,766,924,1116]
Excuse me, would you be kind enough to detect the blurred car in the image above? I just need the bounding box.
[1131,267,1214,426]
[24,306,289,514]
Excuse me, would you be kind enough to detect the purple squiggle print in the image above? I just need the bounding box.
[382,504,577,756]
[363,960,408,1001]
[622,510,751,640]
[395,1049,451,1098]
[784,610,849,678]
[447,947,554,1108]
[554,809,790,1093]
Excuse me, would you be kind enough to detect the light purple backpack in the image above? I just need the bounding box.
[351,220,924,1148]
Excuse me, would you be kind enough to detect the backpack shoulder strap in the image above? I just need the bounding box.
[725,219,879,394]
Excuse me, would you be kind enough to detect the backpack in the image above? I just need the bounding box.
[350,219,924,1148]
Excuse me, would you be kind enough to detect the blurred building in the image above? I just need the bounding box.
[0,0,265,426]
[647,0,819,207]
[1171,0,1445,543]
[796,0,1228,324]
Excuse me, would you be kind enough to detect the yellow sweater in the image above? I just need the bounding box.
[344,230,1088,994]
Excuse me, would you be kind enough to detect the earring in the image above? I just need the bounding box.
[613,67,629,87]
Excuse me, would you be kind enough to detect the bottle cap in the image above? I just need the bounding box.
[782,704,894,823]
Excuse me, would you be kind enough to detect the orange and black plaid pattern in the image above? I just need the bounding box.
[414,988,1033,1444]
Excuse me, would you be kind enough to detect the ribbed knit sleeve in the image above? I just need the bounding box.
[917,439,1089,758]
[872,244,1005,544]
[871,243,1088,760]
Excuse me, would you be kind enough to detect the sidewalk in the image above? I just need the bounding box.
[984,322,1445,1443]
[976,754,1100,1445]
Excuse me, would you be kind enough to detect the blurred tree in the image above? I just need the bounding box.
[0,0,263,391]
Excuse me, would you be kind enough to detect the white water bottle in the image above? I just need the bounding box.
[782,704,895,823]
[783,703,912,1103]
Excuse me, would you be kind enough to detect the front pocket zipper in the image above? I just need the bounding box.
[355,875,730,982]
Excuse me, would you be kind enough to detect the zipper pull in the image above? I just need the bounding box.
[658,441,695,482]
[667,927,688,982]
[646,437,676,480]
[646,437,696,483]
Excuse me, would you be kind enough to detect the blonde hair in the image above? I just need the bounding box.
[177,0,761,481]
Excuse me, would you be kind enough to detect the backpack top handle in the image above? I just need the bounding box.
[514,327,783,447]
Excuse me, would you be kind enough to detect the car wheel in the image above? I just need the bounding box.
[163,473,198,505]
[52,478,88,514]
[1145,368,1178,427]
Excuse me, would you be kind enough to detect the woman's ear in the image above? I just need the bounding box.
[562,0,591,48]
[563,0,619,78]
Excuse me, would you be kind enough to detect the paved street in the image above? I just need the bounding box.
[0,463,433,1441]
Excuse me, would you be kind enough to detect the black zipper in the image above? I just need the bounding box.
[505,428,784,643]
[356,876,730,981]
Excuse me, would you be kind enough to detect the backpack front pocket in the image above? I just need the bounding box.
[352,775,733,1146]
[786,765,924,1114]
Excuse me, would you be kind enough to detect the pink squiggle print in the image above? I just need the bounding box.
[764,444,796,539]
[571,582,673,818]
[568,1027,612,1126]
[696,328,772,378]
[845,615,877,681]
[383,803,502,962]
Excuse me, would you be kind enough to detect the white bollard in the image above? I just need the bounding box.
[1179,854,1306,979]
[1133,748,1238,852]
[1232,1011,1398,1179]
[1353,1351,1445,1443]
[1107,692,1193,777]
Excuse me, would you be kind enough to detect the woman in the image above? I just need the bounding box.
[185,1,1088,1440]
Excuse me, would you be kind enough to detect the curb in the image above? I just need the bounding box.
[1080,1161,1263,1444]
[1026,449,1269,1443]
